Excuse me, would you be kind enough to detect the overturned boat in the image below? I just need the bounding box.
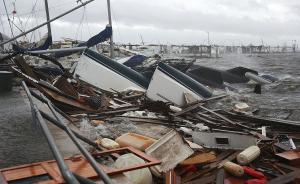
[72,48,212,106]
[146,62,213,106]
[72,48,150,92]
[186,66,274,89]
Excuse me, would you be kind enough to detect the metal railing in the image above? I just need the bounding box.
[22,81,114,184]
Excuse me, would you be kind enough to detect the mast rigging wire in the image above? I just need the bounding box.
[2,0,15,38]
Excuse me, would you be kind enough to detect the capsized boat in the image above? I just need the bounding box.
[146,62,212,106]
[186,66,274,89]
[72,48,150,92]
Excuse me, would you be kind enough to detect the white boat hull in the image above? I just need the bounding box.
[73,49,148,92]
[146,69,202,106]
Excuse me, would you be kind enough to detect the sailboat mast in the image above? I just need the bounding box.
[106,0,114,58]
[44,0,52,44]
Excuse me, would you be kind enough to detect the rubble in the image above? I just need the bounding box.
[145,130,194,173]
[1,51,300,184]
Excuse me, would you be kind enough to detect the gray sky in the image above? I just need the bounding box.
[1,0,300,45]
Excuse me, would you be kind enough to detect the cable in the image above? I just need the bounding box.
[0,0,75,17]
[2,0,15,37]
[75,7,85,40]
[111,5,123,43]
[24,0,38,42]
[84,7,92,37]
[15,0,27,37]
[0,16,5,34]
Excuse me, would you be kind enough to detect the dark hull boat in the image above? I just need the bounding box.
[186,66,273,89]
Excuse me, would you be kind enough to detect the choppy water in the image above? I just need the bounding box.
[0,53,299,169]
[196,53,300,120]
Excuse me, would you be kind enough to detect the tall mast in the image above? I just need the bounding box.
[44,0,52,44]
[106,0,114,58]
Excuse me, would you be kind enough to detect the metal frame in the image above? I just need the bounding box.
[22,81,80,184]
[22,81,114,184]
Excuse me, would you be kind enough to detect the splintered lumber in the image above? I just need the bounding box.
[89,107,140,116]
[173,103,203,117]
[117,116,194,128]
[199,106,255,131]
[221,110,300,128]
[181,94,227,108]
[180,152,217,165]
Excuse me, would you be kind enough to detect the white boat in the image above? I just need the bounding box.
[146,63,212,106]
[72,48,149,92]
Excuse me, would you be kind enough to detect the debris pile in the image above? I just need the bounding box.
[1,50,299,184]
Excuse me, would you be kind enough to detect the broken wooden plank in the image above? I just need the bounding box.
[173,103,203,117]
[199,106,255,131]
[40,162,64,183]
[180,152,216,165]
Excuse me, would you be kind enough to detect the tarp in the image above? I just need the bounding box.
[78,25,112,47]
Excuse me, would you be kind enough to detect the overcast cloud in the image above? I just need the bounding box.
[1,0,300,45]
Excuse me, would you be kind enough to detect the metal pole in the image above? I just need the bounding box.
[39,110,100,149]
[0,0,95,46]
[106,0,114,58]
[207,31,210,45]
[46,100,115,184]
[44,0,52,44]
[29,46,86,54]
[32,90,114,184]
[21,81,80,184]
